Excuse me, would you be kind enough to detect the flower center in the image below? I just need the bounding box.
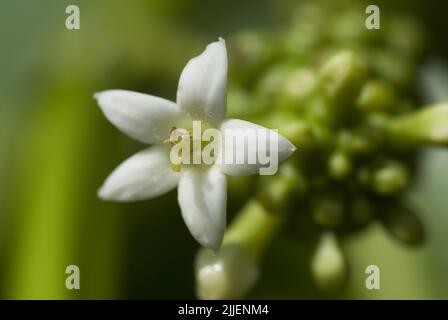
[164,120,221,172]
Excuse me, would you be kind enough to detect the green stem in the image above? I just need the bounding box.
[223,199,284,261]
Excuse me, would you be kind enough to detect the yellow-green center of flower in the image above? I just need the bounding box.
[164,120,220,172]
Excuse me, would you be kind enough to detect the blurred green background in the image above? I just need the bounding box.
[0,0,447,299]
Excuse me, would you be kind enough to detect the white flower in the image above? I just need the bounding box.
[95,38,296,250]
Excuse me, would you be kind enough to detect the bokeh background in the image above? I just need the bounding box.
[0,0,447,299]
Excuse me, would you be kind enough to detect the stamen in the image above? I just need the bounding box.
[171,163,181,172]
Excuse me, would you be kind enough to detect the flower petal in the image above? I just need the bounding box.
[178,166,227,250]
[95,90,180,144]
[98,145,179,201]
[218,119,297,176]
[176,38,227,125]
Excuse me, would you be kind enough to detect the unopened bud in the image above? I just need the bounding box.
[258,163,306,211]
[357,80,395,112]
[337,127,382,155]
[195,200,282,299]
[381,204,424,246]
[319,51,367,102]
[388,103,448,146]
[195,244,259,300]
[311,233,347,293]
[281,68,316,105]
[372,161,409,195]
[328,151,352,179]
[259,113,314,151]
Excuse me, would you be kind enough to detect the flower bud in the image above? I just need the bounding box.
[195,244,259,300]
[372,161,409,195]
[258,163,307,212]
[319,51,367,102]
[328,151,352,179]
[357,80,396,112]
[388,103,448,146]
[381,204,424,246]
[311,233,347,293]
[281,120,314,151]
[281,68,316,106]
[259,113,315,151]
[337,127,382,155]
[195,200,282,299]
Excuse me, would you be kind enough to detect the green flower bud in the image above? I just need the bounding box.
[195,244,259,300]
[281,68,316,106]
[258,112,315,151]
[311,233,347,293]
[258,177,293,212]
[312,193,345,229]
[280,120,314,151]
[338,127,383,155]
[319,50,367,102]
[224,200,282,258]
[357,80,396,112]
[381,204,424,246]
[338,130,370,154]
[195,200,283,299]
[222,3,432,295]
[328,151,352,179]
[388,103,448,146]
[258,163,306,212]
[372,161,409,195]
